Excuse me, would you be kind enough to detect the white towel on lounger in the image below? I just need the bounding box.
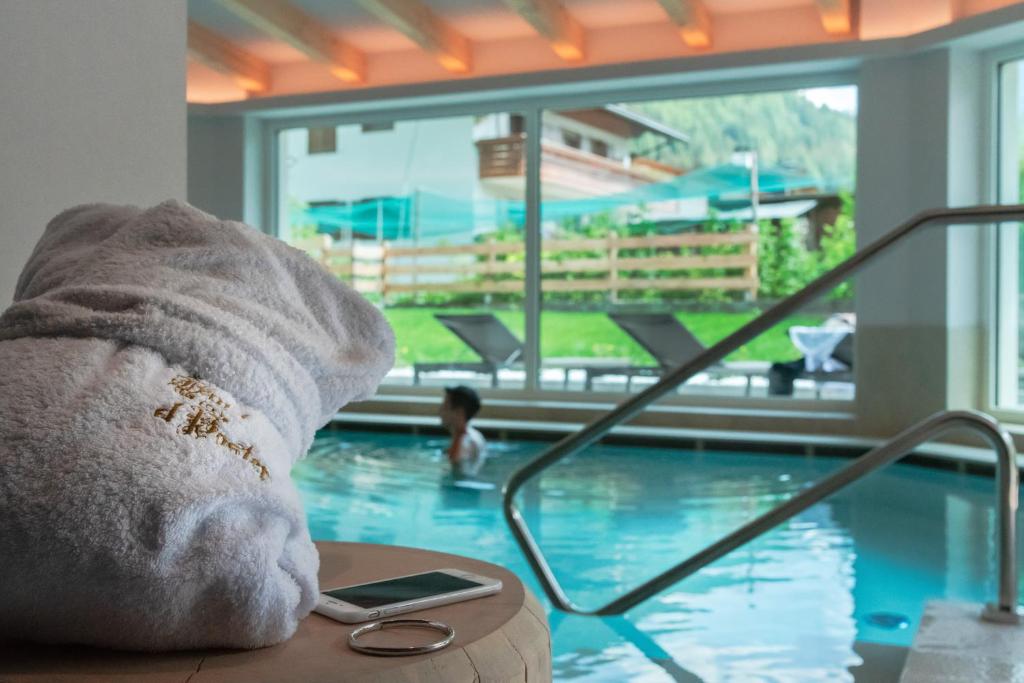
[0,200,394,651]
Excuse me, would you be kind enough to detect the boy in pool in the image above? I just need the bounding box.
[439,385,487,479]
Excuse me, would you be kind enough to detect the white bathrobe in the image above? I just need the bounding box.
[0,200,394,651]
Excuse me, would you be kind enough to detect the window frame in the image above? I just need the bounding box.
[260,71,860,410]
[983,40,1024,421]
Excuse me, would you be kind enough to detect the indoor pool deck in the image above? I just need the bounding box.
[899,601,1024,682]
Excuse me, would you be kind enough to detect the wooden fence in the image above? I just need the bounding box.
[293,228,759,300]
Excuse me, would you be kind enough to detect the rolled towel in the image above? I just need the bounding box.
[0,200,394,651]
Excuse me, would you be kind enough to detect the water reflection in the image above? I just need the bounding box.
[293,430,1018,682]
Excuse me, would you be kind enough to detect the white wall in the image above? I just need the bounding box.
[0,0,187,305]
[188,115,253,225]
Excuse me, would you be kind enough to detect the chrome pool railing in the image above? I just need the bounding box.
[502,204,1024,624]
[513,410,1020,621]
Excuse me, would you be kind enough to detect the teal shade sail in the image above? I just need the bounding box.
[292,163,831,241]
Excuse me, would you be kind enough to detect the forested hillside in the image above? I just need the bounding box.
[627,91,857,189]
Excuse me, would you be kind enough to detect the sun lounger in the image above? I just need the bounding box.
[583,312,769,393]
[414,314,632,390]
[413,314,523,387]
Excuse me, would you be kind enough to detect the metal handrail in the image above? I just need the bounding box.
[503,204,1024,622]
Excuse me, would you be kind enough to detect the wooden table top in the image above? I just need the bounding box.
[0,541,551,683]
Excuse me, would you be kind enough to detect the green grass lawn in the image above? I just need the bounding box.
[384,307,824,367]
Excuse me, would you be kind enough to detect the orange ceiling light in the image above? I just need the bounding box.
[656,0,713,49]
[551,39,585,61]
[436,53,472,73]
[817,0,853,35]
[679,24,712,49]
[329,64,364,83]
[504,0,586,62]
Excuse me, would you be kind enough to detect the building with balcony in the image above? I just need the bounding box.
[474,107,688,199]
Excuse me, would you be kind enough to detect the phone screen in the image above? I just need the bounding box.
[323,572,485,608]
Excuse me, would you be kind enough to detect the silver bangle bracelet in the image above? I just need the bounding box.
[348,618,456,657]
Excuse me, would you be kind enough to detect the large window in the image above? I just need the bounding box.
[275,86,858,399]
[995,56,1024,408]
[538,89,858,398]
[277,113,526,388]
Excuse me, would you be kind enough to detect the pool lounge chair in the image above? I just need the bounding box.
[414,314,523,387]
[415,314,624,389]
[582,312,770,393]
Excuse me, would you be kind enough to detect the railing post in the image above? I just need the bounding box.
[485,237,496,306]
[380,241,389,305]
[744,224,759,301]
[980,412,1022,623]
[608,230,619,304]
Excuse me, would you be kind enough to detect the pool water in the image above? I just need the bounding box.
[293,430,1019,682]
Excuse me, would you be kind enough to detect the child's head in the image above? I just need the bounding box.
[440,385,481,430]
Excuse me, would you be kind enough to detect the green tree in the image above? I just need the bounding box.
[627,91,856,189]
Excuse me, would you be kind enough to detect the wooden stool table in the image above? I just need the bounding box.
[0,541,552,682]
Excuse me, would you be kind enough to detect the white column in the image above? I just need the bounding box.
[854,49,974,435]
[0,0,187,305]
[944,48,986,412]
[188,114,264,227]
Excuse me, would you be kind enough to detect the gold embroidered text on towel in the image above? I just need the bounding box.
[154,375,269,480]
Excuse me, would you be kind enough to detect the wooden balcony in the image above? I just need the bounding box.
[476,134,683,200]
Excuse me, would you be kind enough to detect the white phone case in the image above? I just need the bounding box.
[314,568,503,624]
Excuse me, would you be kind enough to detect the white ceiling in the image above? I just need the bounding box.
[186,0,1024,103]
[187,0,818,63]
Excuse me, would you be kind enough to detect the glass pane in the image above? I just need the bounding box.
[539,87,858,399]
[277,114,526,389]
[995,57,1024,408]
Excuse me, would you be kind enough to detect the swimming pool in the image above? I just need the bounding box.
[293,430,1019,682]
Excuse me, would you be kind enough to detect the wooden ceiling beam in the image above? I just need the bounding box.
[216,0,365,83]
[503,0,585,62]
[656,0,713,49]
[187,21,269,93]
[357,0,471,73]
[815,0,853,35]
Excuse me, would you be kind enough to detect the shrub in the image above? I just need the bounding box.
[808,192,856,300]
[758,218,812,298]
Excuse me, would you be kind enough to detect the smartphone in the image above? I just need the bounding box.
[314,568,503,624]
